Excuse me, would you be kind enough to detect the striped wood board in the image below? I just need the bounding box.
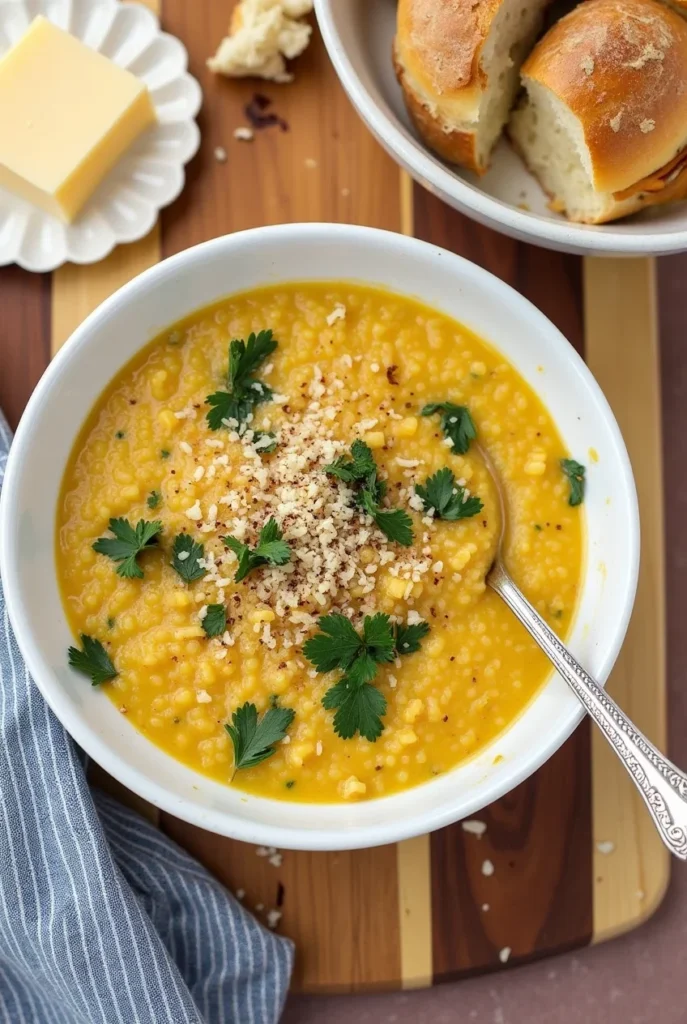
[1,0,668,992]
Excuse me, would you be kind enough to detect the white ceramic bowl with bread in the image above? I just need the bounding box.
[0,224,638,850]
[316,0,687,255]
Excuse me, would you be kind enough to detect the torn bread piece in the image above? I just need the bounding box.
[509,0,687,223]
[393,0,551,175]
[208,0,313,83]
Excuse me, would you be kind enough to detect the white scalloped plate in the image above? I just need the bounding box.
[0,0,202,271]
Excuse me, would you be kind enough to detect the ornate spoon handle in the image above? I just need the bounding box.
[488,560,687,860]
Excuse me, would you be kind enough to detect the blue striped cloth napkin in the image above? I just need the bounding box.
[0,411,294,1023]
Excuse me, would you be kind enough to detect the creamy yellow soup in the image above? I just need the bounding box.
[57,283,584,802]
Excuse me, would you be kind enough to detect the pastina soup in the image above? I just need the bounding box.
[57,283,584,802]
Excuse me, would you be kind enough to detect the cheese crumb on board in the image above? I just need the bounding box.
[207,0,314,83]
[461,819,487,838]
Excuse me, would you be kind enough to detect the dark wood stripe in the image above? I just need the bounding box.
[412,185,593,980]
[0,270,50,431]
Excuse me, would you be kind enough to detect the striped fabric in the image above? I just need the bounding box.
[0,411,294,1023]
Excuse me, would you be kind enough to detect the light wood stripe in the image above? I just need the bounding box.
[395,168,433,989]
[583,257,669,942]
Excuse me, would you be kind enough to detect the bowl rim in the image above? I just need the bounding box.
[314,0,687,257]
[0,223,640,849]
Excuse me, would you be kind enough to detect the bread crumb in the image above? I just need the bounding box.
[596,840,615,855]
[341,187,350,197]
[499,947,511,964]
[304,157,318,169]
[481,903,490,912]
[461,819,487,838]
[267,909,282,928]
[481,858,494,876]
[208,0,313,83]
[233,126,255,141]
[235,888,245,900]
[640,119,655,133]
[214,146,228,163]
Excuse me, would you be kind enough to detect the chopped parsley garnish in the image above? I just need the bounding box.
[304,613,429,741]
[171,534,206,583]
[252,430,278,455]
[223,518,291,582]
[93,518,162,579]
[414,467,483,521]
[285,780,295,789]
[561,458,585,506]
[324,439,376,483]
[225,701,295,774]
[325,440,414,547]
[147,490,161,510]
[202,603,227,638]
[106,617,116,629]
[115,430,125,440]
[421,402,477,454]
[67,634,118,687]
[160,449,170,459]
[206,329,277,431]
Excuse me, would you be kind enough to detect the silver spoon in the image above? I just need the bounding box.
[478,443,687,861]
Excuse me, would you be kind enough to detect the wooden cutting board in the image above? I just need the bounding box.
[1,0,668,992]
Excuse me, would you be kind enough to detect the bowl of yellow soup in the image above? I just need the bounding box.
[0,223,638,850]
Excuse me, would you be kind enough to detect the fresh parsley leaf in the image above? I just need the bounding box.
[322,678,387,742]
[160,449,170,459]
[115,430,125,440]
[359,489,414,546]
[223,518,291,582]
[414,467,483,521]
[225,701,295,773]
[394,620,430,656]
[171,534,206,583]
[285,779,295,789]
[325,439,376,483]
[202,603,227,638]
[106,617,115,629]
[310,613,427,742]
[303,614,363,672]
[229,330,277,389]
[326,441,413,546]
[421,402,477,454]
[93,518,162,579]
[147,490,161,510]
[68,634,118,687]
[561,458,585,507]
[205,390,256,432]
[206,330,277,431]
[362,613,396,663]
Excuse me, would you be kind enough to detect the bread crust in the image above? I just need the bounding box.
[393,0,505,173]
[392,44,481,173]
[521,0,687,195]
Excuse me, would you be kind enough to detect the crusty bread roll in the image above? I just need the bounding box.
[509,0,687,224]
[393,0,551,175]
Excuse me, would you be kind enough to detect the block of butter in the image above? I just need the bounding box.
[0,16,156,223]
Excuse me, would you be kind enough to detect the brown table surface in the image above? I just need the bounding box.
[283,255,687,1021]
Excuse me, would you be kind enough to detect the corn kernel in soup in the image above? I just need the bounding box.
[57,283,584,802]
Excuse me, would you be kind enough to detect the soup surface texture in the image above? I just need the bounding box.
[57,283,584,802]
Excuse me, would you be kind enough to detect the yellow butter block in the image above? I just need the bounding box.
[0,16,156,222]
